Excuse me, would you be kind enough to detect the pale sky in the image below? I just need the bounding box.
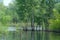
[3,0,12,6]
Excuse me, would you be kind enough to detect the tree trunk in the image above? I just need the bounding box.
[31,10,35,40]
[44,18,49,40]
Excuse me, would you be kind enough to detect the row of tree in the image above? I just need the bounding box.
[0,0,60,30]
[15,0,60,30]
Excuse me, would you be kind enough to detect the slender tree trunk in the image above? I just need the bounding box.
[31,10,35,40]
[37,23,42,40]
[44,18,49,40]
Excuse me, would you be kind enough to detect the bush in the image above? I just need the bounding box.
[49,19,60,30]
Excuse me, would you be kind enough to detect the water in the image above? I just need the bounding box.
[0,31,60,40]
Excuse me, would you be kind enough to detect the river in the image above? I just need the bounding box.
[0,31,60,40]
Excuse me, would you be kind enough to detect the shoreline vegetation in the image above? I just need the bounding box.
[23,27,60,33]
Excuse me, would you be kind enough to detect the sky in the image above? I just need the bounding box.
[3,0,12,6]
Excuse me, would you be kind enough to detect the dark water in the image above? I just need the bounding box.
[0,31,60,40]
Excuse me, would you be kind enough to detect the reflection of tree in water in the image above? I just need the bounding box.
[1,33,6,40]
[36,31,41,40]
[52,32,60,37]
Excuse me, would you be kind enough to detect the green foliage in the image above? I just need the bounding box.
[49,19,60,30]
[49,3,60,30]
[15,0,40,22]
[54,3,60,13]
[0,0,60,32]
[1,15,12,24]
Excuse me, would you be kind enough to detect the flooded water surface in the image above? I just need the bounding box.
[0,31,60,40]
